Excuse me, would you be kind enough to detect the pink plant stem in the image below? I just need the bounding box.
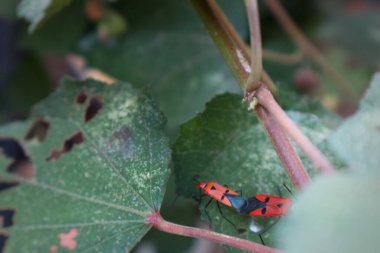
[147,211,281,253]
[255,105,311,190]
[244,0,263,90]
[255,87,336,174]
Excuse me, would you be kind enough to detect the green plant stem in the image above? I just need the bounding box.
[207,0,277,93]
[193,0,311,189]
[147,211,281,253]
[244,0,263,90]
[264,0,357,100]
[255,105,311,189]
[263,49,303,65]
[192,0,249,89]
[255,87,336,174]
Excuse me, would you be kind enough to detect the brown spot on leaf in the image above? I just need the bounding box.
[0,209,15,228]
[85,96,103,122]
[108,127,133,147]
[75,92,88,105]
[376,126,380,131]
[0,181,19,192]
[25,119,50,142]
[108,127,134,158]
[0,138,35,178]
[0,234,8,253]
[46,132,84,161]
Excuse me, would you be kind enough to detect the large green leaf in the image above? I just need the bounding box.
[172,93,343,249]
[330,72,380,172]
[276,172,380,253]
[0,78,170,252]
[82,0,246,136]
[17,0,73,32]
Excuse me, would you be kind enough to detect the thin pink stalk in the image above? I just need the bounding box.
[147,211,281,253]
[255,87,336,174]
[255,105,311,190]
[244,0,263,90]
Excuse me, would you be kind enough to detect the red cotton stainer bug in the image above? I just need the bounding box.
[195,178,292,244]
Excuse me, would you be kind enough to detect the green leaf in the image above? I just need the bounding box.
[172,93,342,249]
[82,0,246,136]
[17,0,73,32]
[0,78,170,252]
[330,72,380,172]
[19,0,87,55]
[276,172,380,253]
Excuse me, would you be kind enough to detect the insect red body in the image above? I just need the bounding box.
[241,195,291,217]
[196,179,292,245]
[197,181,240,207]
[197,181,291,217]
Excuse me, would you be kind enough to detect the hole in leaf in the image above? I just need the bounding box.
[0,181,19,192]
[0,138,35,178]
[0,209,15,228]
[25,119,50,142]
[46,132,84,161]
[85,96,103,122]
[75,92,88,105]
[0,234,7,253]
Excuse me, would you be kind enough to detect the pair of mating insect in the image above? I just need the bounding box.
[195,178,292,244]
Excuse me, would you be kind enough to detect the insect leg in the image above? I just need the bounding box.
[283,183,294,197]
[192,193,208,203]
[259,216,281,236]
[204,198,214,225]
[216,201,239,232]
[259,234,265,245]
[192,174,200,183]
